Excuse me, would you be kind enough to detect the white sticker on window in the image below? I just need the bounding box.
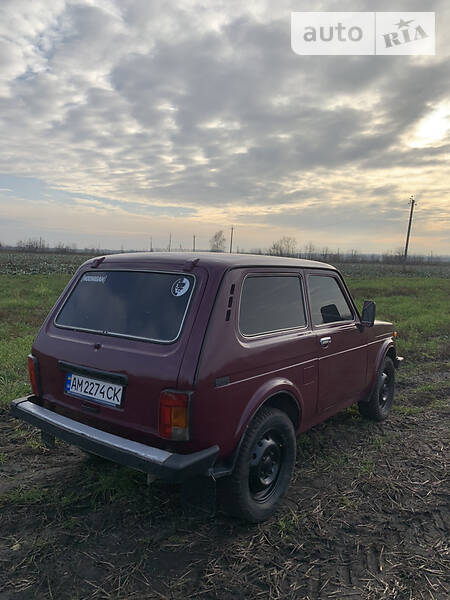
[82,274,107,283]
[171,277,190,297]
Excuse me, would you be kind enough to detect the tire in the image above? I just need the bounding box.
[218,407,296,523]
[359,356,395,421]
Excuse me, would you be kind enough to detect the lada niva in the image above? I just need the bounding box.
[11,253,403,522]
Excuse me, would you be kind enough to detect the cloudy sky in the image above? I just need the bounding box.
[0,0,449,254]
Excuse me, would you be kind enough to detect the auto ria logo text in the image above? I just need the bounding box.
[291,12,435,56]
[383,18,429,49]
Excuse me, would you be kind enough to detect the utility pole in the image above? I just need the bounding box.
[229,226,234,253]
[193,235,196,252]
[404,195,417,263]
[168,233,172,252]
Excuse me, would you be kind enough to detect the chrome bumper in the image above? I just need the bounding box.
[11,397,219,483]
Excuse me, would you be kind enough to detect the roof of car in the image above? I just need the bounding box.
[89,252,336,271]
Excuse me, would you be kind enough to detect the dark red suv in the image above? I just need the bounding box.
[11,253,402,522]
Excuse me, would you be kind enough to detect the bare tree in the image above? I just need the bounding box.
[269,236,297,257]
[16,237,49,252]
[321,246,330,261]
[210,230,226,252]
[349,248,360,262]
[303,242,316,259]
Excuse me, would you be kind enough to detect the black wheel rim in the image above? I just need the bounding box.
[249,430,284,503]
[379,368,392,408]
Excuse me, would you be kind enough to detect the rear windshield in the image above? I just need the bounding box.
[55,271,195,343]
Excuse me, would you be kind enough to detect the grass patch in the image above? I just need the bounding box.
[358,458,375,477]
[395,380,450,414]
[348,276,450,362]
[81,461,148,507]
[393,404,425,416]
[0,486,49,507]
[0,460,159,513]
[0,274,71,409]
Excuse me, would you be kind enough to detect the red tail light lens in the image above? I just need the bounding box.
[158,391,190,441]
[28,354,41,397]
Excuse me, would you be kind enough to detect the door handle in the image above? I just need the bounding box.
[320,336,331,347]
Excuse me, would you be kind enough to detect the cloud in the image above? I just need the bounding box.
[0,0,449,253]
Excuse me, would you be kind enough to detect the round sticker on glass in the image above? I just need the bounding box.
[171,277,190,297]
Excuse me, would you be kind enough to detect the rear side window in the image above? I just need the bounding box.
[55,271,195,343]
[239,275,306,336]
[308,275,353,325]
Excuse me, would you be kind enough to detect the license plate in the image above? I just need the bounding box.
[65,373,123,407]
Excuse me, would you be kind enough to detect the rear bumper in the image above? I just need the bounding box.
[11,397,219,483]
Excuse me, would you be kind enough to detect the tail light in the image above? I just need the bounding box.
[158,390,191,441]
[28,354,41,397]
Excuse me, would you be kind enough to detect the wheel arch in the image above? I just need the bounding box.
[362,341,397,404]
[263,391,301,432]
[213,382,302,479]
[237,380,303,439]
[385,346,397,364]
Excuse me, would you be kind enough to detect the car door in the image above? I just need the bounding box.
[306,272,367,413]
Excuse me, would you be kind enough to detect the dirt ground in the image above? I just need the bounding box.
[1,371,449,600]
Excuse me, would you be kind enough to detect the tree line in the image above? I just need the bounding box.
[0,234,445,264]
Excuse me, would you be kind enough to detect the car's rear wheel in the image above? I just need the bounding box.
[359,356,395,421]
[218,407,296,522]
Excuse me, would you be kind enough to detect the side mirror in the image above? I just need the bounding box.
[361,300,376,327]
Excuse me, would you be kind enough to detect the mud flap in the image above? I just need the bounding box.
[180,474,216,519]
